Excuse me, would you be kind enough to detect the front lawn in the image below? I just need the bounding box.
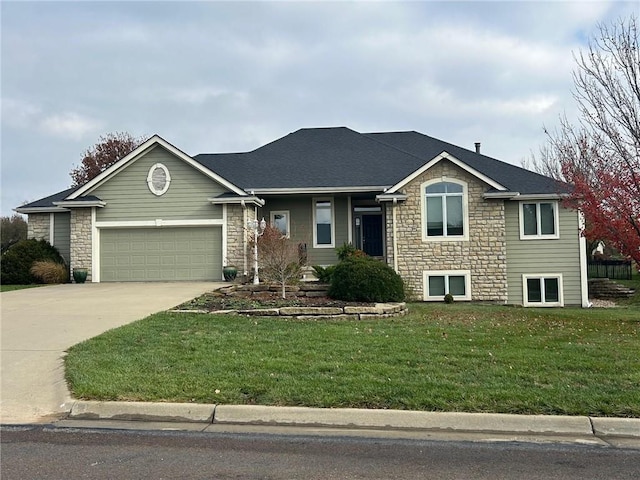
[65,303,640,417]
[0,284,44,292]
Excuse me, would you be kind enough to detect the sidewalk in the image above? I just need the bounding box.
[66,400,640,439]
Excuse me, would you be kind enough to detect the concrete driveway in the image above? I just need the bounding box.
[1,282,220,424]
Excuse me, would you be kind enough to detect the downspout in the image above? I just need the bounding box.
[392,198,399,272]
[578,210,590,307]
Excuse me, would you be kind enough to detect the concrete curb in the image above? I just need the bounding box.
[68,401,640,437]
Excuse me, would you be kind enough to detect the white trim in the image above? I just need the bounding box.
[519,201,560,240]
[420,178,469,242]
[49,213,55,245]
[147,163,171,196]
[53,200,107,208]
[483,192,520,199]
[376,193,408,202]
[312,197,335,248]
[512,194,568,200]
[392,200,398,272]
[578,210,590,308]
[270,210,291,237]
[423,270,472,301]
[95,219,224,228]
[91,207,99,283]
[388,152,507,194]
[209,196,265,207]
[522,274,564,307]
[250,186,387,195]
[69,135,247,199]
[222,205,228,271]
[15,207,69,214]
[347,196,353,244]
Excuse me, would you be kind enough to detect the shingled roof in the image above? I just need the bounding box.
[194,127,566,195]
[17,127,565,212]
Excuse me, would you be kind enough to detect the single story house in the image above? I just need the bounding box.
[16,127,589,307]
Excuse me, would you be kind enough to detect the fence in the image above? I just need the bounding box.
[587,259,632,280]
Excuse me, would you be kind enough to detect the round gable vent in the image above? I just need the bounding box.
[147,163,171,196]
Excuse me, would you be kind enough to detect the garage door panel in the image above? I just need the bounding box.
[100,227,222,281]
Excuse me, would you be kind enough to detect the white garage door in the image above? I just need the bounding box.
[100,227,222,282]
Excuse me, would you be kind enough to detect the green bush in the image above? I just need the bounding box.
[1,239,66,285]
[312,265,336,283]
[444,293,454,304]
[335,242,366,261]
[30,260,69,284]
[328,256,405,302]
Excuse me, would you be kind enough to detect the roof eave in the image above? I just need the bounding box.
[249,186,389,195]
[53,200,107,208]
[208,196,265,207]
[14,206,70,214]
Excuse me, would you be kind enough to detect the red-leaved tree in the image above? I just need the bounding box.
[70,132,147,187]
[542,16,640,265]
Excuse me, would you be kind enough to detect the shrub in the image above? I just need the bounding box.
[335,242,366,261]
[30,260,69,284]
[1,239,66,285]
[328,256,405,302]
[312,265,336,283]
[444,293,454,304]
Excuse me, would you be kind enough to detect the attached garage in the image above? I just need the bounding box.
[100,227,222,281]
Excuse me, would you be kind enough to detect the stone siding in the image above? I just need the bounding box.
[27,213,50,240]
[70,208,93,281]
[389,160,508,302]
[226,204,258,278]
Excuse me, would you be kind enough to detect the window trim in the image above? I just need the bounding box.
[519,201,559,240]
[522,274,564,307]
[312,197,335,248]
[421,178,469,242]
[270,210,290,238]
[147,163,171,196]
[423,270,472,301]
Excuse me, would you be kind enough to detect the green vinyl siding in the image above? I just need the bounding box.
[100,227,222,281]
[505,202,582,306]
[260,195,351,266]
[93,145,224,222]
[53,212,71,265]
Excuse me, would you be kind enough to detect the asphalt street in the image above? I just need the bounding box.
[2,425,640,480]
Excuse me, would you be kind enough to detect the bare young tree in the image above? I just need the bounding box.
[257,224,305,298]
[539,16,640,264]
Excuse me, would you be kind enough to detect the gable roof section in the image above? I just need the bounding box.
[69,134,247,199]
[15,187,78,213]
[366,131,568,195]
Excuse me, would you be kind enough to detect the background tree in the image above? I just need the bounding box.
[535,16,640,265]
[257,224,305,298]
[1,214,28,254]
[70,132,147,187]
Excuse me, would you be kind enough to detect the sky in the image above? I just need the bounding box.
[1,0,637,216]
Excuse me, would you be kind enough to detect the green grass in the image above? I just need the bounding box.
[65,303,640,417]
[0,284,44,292]
[617,271,640,307]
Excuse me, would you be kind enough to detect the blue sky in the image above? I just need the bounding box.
[1,0,637,216]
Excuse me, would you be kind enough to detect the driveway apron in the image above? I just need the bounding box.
[1,282,218,424]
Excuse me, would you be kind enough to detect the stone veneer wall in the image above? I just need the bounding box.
[226,204,258,278]
[70,208,93,280]
[27,213,50,240]
[388,160,508,302]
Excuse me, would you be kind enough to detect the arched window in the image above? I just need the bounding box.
[422,180,467,239]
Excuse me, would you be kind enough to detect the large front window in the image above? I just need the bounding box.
[313,198,334,247]
[423,181,466,239]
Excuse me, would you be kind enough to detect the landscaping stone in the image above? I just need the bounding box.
[279,307,344,316]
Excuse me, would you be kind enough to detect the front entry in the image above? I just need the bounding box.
[354,206,384,257]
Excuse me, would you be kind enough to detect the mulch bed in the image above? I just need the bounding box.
[176,288,371,312]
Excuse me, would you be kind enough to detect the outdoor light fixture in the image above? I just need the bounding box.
[247,217,267,284]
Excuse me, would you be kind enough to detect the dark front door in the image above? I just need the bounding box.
[362,215,383,257]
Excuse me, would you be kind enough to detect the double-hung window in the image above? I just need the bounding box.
[523,274,563,306]
[313,198,334,248]
[423,180,467,240]
[423,270,471,301]
[520,202,559,239]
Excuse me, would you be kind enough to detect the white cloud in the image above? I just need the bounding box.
[40,112,102,140]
